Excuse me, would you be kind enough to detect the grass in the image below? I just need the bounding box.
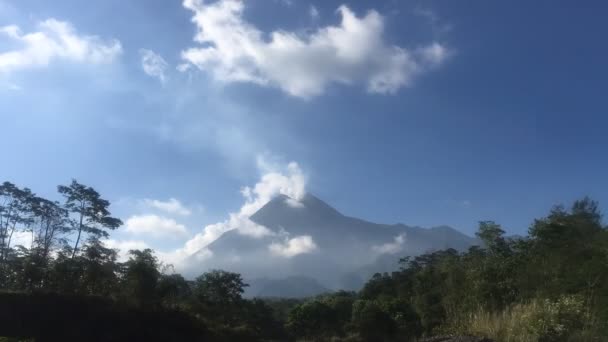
[439,296,603,342]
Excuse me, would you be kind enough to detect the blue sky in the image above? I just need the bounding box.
[2,0,607,264]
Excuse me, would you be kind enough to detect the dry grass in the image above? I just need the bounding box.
[439,296,600,342]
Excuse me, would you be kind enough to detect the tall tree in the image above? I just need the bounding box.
[80,237,120,296]
[122,249,161,307]
[193,270,248,305]
[193,270,249,324]
[0,182,34,263]
[57,180,122,258]
[31,197,69,262]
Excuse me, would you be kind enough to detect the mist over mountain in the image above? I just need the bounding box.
[189,194,479,297]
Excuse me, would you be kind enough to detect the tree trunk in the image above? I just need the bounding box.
[0,205,14,262]
[6,221,16,259]
[71,208,84,259]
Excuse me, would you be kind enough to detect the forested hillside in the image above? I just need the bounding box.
[1,180,607,341]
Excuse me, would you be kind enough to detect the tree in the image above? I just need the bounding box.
[0,182,34,262]
[57,180,122,258]
[286,300,338,340]
[80,237,119,295]
[476,220,509,255]
[30,197,69,263]
[157,273,192,308]
[526,198,608,304]
[193,270,248,305]
[192,270,249,326]
[320,291,357,336]
[360,272,396,300]
[122,249,161,307]
[240,298,286,340]
[351,299,396,341]
[378,298,422,339]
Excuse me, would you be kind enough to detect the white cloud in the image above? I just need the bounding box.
[372,233,406,254]
[0,18,122,73]
[104,239,150,261]
[269,235,317,257]
[143,198,192,216]
[180,0,449,98]
[240,157,307,216]
[158,156,307,269]
[309,5,320,20]
[9,231,32,249]
[157,245,213,268]
[125,214,189,238]
[418,42,450,67]
[140,49,169,83]
[285,197,305,208]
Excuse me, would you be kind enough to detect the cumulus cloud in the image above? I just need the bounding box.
[269,235,318,258]
[158,156,307,269]
[104,239,150,261]
[0,18,122,73]
[125,214,189,238]
[143,198,192,216]
[372,233,406,254]
[180,0,449,98]
[140,49,168,83]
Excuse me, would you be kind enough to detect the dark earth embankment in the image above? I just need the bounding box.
[0,292,209,341]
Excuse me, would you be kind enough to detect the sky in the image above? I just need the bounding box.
[2,0,608,267]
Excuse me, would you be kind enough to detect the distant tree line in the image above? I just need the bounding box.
[1,180,607,341]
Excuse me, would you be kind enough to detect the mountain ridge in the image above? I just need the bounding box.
[192,193,479,297]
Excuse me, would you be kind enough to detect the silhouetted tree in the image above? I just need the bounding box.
[122,249,161,307]
[57,180,122,258]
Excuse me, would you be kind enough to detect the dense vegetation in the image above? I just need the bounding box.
[1,180,607,341]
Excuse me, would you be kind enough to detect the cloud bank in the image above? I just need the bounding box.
[0,19,122,73]
[180,0,449,98]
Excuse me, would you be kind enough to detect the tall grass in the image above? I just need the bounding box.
[439,296,602,342]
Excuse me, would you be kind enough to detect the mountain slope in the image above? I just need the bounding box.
[192,194,479,297]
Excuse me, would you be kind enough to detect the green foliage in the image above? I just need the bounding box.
[157,273,192,308]
[377,298,422,339]
[1,179,607,341]
[193,269,248,305]
[57,179,122,258]
[287,300,338,339]
[122,248,161,307]
[351,299,396,340]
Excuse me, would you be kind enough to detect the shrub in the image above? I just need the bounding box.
[440,296,592,342]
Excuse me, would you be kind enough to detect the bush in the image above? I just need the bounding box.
[440,296,592,342]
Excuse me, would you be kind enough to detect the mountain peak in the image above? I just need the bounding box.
[250,193,343,228]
